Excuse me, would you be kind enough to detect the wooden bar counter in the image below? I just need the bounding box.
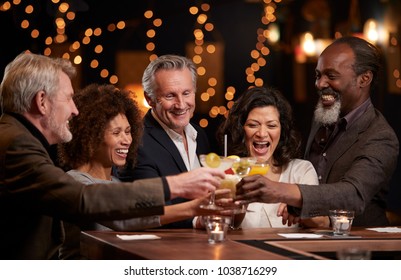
[80,227,401,260]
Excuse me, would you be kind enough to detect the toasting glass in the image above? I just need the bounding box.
[199,154,237,211]
[229,158,269,229]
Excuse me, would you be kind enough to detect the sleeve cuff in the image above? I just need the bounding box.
[288,205,301,216]
[161,176,171,201]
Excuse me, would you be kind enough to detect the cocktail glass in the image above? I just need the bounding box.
[231,157,258,177]
[199,154,237,211]
[229,158,269,229]
[248,162,270,175]
[226,157,254,229]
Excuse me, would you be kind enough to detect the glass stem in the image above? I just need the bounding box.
[230,212,235,229]
[209,191,216,205]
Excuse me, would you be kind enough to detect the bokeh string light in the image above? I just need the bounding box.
[189,3,218,126]
[144,9,162,62]
[188,2,238,126]
[1,0,283,129]
[245,0,280,88]
[1,0,127,84]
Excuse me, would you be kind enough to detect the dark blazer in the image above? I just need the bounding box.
[299,106,399,226]
[0,113,166,259]
[118,110,211,228]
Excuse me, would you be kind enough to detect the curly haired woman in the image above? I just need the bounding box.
[58,84,210,258]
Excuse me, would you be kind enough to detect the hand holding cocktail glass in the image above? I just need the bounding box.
[229,158,270,229]
[235,173,284,205]
[199,153,271,231]
[199,153,237,211]
[234,173,307,227]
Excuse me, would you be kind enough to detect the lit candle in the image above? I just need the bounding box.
[336,216,350,231]
[210,224,224,242]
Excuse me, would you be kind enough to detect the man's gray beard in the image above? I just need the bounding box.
[42,108,73,144]
[314,99,341,125]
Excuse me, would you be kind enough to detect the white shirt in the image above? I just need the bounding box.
[240,159,319,229]
[151,110,200,171]
[151,110,201,228]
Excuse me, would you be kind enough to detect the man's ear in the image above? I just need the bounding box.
[359,71,373,88]
[144,92,155,108]
[34,90,48,115]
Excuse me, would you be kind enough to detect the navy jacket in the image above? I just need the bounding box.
[118,110,211,228]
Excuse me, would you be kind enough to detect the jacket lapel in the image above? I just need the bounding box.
[304,121,320,159]
[323,106,375,182]
[144,111,188,172]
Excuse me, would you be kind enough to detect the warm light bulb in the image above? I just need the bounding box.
[364,19,379,44]
[302,33,316,56]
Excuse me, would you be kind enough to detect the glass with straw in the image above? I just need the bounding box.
[228,157,270,230]
[198,153,237,211]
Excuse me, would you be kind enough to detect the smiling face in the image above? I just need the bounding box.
[243,106,281,164]
[314,43,365,124]
[94,113,132,168]
[146,68,196,135]
[42,71,79,144]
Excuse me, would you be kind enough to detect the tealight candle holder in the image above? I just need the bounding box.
[203,215,231,244]
[329,210,355,235]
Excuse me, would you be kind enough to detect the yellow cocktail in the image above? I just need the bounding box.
[218,174,241,199]
[248,163,270,175]
[231,157,257,177]
[199,153,237,210]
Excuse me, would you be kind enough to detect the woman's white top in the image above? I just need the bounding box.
[240,159,318,229]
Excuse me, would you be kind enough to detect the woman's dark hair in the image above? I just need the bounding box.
[217,86,301,167]
[58,83,143,170]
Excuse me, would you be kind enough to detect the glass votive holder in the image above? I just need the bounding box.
[329,209,355,236]
[203,215,231,244]
[337,247,371,260]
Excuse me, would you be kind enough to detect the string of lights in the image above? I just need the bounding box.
[2,0,399,129]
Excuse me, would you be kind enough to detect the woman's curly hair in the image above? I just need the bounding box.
[58,83,143,171]
[216,86,301,168]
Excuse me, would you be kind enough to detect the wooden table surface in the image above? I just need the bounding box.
[80,227,401,260]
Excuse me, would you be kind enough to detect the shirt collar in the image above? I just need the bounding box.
[340,98,372,130]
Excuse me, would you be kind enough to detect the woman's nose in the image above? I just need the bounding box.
[122,134,132,145]
[256,126,268,137]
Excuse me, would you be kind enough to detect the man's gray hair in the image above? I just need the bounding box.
[0,52,76,114]
[142,54,197,101]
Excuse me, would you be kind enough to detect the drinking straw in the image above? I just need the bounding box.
[224,134,227,157]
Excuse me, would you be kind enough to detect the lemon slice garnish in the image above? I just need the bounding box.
[205,152,221,168]
[227,155,240,160]
[227,155,239,171]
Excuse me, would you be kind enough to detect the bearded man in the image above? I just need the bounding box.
[236,36,399,227]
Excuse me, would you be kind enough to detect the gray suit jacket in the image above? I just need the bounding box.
[300,106,399,226]
[0,113,166,259]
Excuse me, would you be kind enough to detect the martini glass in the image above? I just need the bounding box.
[248,162,270,175]
[231,157,258,176]
[199,154,237,211]
[229,158,269,229]
[225,157,256,229]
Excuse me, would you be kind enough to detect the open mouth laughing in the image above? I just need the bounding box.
[253,141,270,155]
